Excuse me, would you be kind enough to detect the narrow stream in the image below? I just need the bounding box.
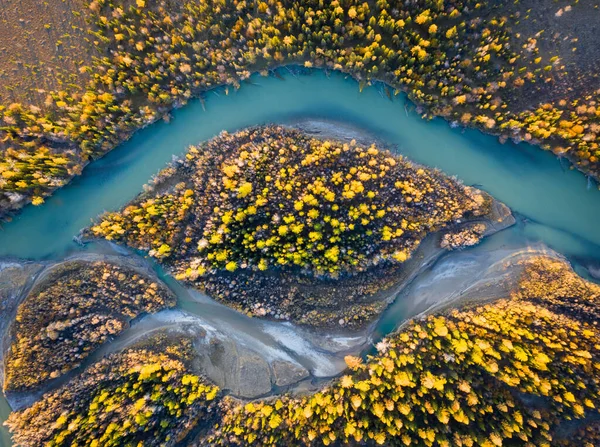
[1,68,600,445]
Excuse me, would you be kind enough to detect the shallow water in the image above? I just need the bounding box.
[1,68,600,444]
[0,395,9,447]
[372,221,562,341]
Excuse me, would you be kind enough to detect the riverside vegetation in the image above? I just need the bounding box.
[5,335,220,447]
[3,259,176,392]
[5,255,599,446]
[87,125,495,328]
[1,0,599,217]
[207,256,600,447]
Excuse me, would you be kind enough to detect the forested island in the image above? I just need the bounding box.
[3,256,175,393]
[86,125,511,328]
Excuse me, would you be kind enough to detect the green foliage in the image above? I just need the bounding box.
[208,256,600,446]
[6,346,220,447]
[1,0,599,216]
[3,260,176,392]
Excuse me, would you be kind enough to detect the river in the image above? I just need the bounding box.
[1,68,599,445]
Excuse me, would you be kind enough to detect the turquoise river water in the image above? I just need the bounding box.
[1,68,600,445]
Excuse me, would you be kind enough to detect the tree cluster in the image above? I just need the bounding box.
[3,259,176,392]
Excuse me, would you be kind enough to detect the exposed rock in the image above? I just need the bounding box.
[236,352,272,398]
[484,198,515,233]
[196,337,271,398]
[271,360,309,387]
[196,337,239,393]
[194,335,309,398]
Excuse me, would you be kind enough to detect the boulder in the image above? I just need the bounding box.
[271,360,309,387]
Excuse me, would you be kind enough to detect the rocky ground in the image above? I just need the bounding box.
[0,0,92,107]
[88,310,318,400]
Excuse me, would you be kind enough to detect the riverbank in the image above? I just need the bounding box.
[2,64,599,221]
[2,72,600,262]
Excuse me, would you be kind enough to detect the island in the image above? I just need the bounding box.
[85,125,512,329]
[2,255,175,394]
